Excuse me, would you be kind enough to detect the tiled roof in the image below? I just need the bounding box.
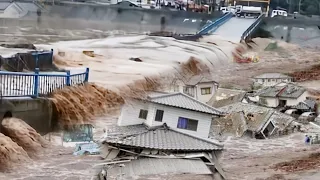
[148,92,222,115]
[185,74,217,86]
[254,73,292,79]
[257,83,306,98]
[105,124,223,151]
[0,2,10,10]
[108,158,212,178]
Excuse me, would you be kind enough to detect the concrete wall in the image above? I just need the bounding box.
[0,98,53,134]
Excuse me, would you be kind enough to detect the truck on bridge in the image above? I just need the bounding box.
[236,6,262,18]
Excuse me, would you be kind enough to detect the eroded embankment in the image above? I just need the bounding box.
[49,55,215,126]
[0,118,47,171]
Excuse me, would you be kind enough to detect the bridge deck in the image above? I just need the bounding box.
[213,17,256,43]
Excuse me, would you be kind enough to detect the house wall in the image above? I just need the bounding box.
[255,78,293,87]
[148,103,213,138]
[279,91,309,107]
[260,97,279,108]
[117,100,149,126]
[195,82,217,103]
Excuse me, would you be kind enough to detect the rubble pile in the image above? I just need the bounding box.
[290,64,320,82]
[1,118,48,158]
[272,152,320,172]
[0,133,30,171]
[50,83,124,126]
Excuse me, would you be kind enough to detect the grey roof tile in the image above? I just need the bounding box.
[148,92,222,115]
[257,83,306,98]
[105,124,223,151]
[254,73,292,79]
[0,2,10,10]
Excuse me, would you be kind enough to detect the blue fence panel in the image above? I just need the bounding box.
[0,71,35,97]
[197,12,233,35]
[240,14,265,42]
[0,67,90,98]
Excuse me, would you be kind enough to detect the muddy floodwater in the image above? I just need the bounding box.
[1,15,320,180]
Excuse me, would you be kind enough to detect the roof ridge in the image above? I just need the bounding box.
[169,128,224,147]
[150,92,222,114]
[177,93,222,114]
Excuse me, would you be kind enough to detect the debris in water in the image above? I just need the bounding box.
[0,43,36,50]
[0,132,30,172]
[50,83,124,126]
[129,57,143,62]
[83,50,95,57]
[272,152,320,172]
[1,117,48,158]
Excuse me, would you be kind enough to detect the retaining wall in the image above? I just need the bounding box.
[0,98,53,134]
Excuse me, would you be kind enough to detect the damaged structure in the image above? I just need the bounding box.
[207,88,247,108]
[211,102,295,139]
[253,82,309,108]
[167,75,219,103]
[118,91,222,138]
[100,124,225,179]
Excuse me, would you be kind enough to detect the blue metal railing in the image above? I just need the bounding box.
[240,14,265,42]
[197,12,233,35]
[0,68,89,97]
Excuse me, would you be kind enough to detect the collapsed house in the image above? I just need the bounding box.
[100,124,225,179]
[207,88,247,108]
[211,102,295,139]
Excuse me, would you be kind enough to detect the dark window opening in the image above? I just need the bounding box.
[155,110,164,122]
[177,117,198,131]
[3,111,12,119]
[139,109,148,119]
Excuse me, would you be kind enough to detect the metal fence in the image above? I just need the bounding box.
[240,14,265,42]
[197,12,233,35]
[0,68,89,97]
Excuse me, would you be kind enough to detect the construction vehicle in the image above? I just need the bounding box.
[236,6,262,18]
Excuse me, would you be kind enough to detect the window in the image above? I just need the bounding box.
[183,86,195,97]
[155,109,164,122]
[173,85,180,92]
[177,117,198,131]
[201,87,211,95]
[139,109,148,119]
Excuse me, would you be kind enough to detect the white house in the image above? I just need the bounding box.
[118,92,222,138]
[257,82,309,108]
[253,73,293,87]
[167,75,219,103]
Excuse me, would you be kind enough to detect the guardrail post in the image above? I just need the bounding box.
[35,51,39,69]
[85,68,89,82]
[51,49,53,65]
[66,70,71,86]
[33,68,39,98]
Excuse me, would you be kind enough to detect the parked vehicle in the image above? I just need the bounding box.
[271,10,288,18]
[298,112,317,123]
[284,109,301,119]
[315,115,320,122]
[236,6,262,18]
